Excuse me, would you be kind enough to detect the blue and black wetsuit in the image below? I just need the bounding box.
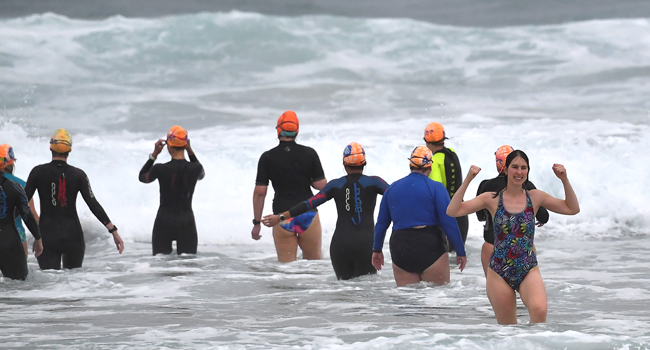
[374,172,465,274]
[288,173,388,280]
[476,173,549,244]
[1,173,40,280]
[4,173,28,244]
[139,155,204,255]
[25,161,111,270]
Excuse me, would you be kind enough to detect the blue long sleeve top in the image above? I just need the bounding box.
[373,172,466,256]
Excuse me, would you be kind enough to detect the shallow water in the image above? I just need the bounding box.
[1,11,650,350]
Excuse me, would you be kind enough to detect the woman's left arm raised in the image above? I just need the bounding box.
[533,163,580,215]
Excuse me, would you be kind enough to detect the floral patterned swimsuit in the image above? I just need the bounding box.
[489,190,537,291]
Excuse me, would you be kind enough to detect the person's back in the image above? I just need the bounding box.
[257,140,324,213]
[25,129,123,269]
[423,122,468,250]
[139,125,204,255]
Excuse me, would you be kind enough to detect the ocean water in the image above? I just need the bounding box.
[1,12,650,349]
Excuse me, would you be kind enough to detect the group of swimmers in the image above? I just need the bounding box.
[0,111,579,325]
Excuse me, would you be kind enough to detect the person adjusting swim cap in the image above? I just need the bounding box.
[1,144,40,257]
[139,125,205,255]
[276,111,299,137]
[166,125,188,147]
[25,129,124,270]
[343,142,366,167]
[495,145,514,173]
[373,146,466,286]
[423,122,468,252]
[50,129,72,154]
[262,142,388,280]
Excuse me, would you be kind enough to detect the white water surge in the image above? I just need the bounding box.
[1,12,650,349]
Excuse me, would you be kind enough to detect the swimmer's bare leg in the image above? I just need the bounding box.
[518,267,547,323]
[481,242,494,278]
[486,268,518,324]
[421,252,450,285]
[23,241,28,257]
[392,263,421,286]
[297,212,322,260]
[273,225,298,263]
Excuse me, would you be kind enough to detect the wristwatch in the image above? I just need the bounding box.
[252,219,261,225]
[149,153,157,161]
[279,214,286,222]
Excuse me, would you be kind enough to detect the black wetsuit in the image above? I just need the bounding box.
[0,174,41,280]
[255,140,325,214]
[139,155,204,255]
[24,161,106,270]
[476,173,550,244]
[288,173,388,280]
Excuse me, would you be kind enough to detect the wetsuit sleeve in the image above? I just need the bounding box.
[288,180,336,218]
[189,154,205,180]
[24,167,38,200]
[428,161,444,184]
[139,159,159,183]
[476,180,488,222]
[525,181,549,224]
[433,184,466,256]
[310,151,326,182]
[10,181,41,240]
[79,172,111,226]
[372,176,389,195]
[373,187,393,251]
[255,154,269,186]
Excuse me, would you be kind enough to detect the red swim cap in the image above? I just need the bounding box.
[276,111,299,137]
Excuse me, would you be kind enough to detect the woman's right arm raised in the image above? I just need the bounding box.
[447,165,490,217]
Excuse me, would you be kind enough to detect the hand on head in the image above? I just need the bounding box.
[153,139,165,157]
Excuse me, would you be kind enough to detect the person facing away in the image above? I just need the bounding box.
[372,146,467,287]
[251,111,327,262]
[423,122,468,251]
[0,144,43,280]
[447,150,579,325]
[0,144,40,256]
[138,125,205,255]
[262,142,388,280]
[24,129,123,270]
[475,145,549,276]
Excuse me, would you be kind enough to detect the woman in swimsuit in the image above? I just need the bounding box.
[447,150,579,324]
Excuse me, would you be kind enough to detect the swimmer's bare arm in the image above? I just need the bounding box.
[105,223,124,254]
[530,164,580,215]
[252,185,267,240]
[447,165,495,217]
[312,178,327,191]
[263,210,291,227]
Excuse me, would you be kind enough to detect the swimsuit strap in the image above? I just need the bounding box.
[524,188,533,211]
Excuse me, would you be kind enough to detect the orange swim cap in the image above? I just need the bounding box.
[50,129,73,153]
[343,142,366,166]
[276,111,299,137]
[409,146,433,168]
[0,144,16,169]
[495,145,514,173]
[423,122,448,143]
[166,125,188,147]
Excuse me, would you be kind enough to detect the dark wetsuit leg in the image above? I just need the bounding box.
[389,226,448,274]
[448,215,468,252]
[0,245,28,280]
[329,228,376,280]
[37,238,85,270]
[152,212,198,255]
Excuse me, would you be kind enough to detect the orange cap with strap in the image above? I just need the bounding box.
[424,122,448,143]
[50,129,73,153]
[167,125,188,147]
[409,146,433,168]
[276,111,299,137]
[343,142,366,166]
[0,144,16,169]
[495,145,514,173]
